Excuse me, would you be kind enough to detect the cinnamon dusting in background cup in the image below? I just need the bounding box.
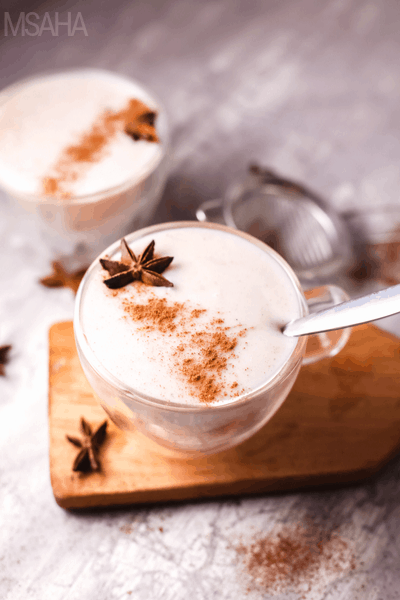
[42,98,159,199]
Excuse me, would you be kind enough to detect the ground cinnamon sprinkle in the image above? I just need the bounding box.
[42,98,159,198]
[191,308,206,319]
[236,523,356,595]
[124,297,184,333]
[121,293,246,403]
[179,328,238,403]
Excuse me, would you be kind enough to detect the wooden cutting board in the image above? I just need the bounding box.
[49,321,400,509]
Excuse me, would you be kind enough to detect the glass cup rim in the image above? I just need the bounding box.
[74,221,308,413]
[0,66,168,206]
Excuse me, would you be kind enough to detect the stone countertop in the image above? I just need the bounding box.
[2,1,400,598]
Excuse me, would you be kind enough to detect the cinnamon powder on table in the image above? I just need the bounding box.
[42,98,159,199]
[236,522,356,596]
[121,293,246,404]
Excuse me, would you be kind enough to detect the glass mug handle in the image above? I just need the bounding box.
[303,285,351,365]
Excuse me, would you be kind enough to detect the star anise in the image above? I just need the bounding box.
[0,345,11,376]
[40,262,88,295]
[124,108,159,143]
[66,418,108,473]
[100,238,173,289]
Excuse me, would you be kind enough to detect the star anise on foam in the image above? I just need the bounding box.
[0,345,12,376]
[124,105,159,143]
[66,418,108,473]
[100,238,173,289]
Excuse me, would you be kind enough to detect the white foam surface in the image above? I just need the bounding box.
[80,227,302,405]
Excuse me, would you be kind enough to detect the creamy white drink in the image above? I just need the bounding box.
[0,69,169,263]
[0,69,165,199]
[79,225,303,406]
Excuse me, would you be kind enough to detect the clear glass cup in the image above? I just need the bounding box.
[0,68,169,267]
[74,222,350,456]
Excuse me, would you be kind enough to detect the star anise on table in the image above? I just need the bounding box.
[0,345,12,376]
[100,238,173,289]
[66,418,108,473]
[40,262,88,295]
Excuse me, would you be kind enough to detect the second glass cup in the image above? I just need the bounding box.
[0,68,169,266]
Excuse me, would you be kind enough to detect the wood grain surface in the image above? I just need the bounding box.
[49,321,400,509]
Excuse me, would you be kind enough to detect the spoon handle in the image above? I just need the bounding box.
[283,284,400,337]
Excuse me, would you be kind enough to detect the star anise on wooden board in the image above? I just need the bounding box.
[66,418,108,473]
[0,345,12,376]
[40,262,88,295]
[100,238,173,289]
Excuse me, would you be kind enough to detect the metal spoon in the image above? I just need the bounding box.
[283,285,400,337]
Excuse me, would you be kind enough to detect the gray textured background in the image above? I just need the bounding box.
[2,1,400,598]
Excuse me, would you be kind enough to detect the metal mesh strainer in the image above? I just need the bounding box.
[197,166,353,284]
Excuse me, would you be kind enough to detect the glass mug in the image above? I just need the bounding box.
[74,222,350,456]
[0,68,170,267]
